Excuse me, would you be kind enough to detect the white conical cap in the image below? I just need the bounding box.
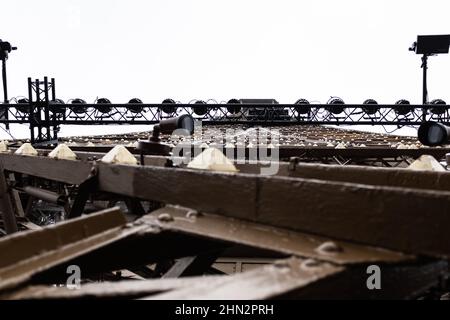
[101,145,138,165]
[408,155,445,172]
[0,141,9,153]
[48,144,77,160]
[187,148,238,173]
[15,143,38,156]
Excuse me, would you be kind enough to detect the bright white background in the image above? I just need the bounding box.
[1,0,449,139]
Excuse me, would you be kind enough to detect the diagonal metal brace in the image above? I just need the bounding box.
[68,163,99,219]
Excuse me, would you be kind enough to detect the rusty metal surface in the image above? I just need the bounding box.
[0,207,145,291]
[97,163,450,257]
[145,257,344,300]
[2,276,222,300]
[143,206,414,265]
[1,153,450,257]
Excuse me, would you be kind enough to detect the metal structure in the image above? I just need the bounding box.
[2,78,450,143]
[0,139,450,299]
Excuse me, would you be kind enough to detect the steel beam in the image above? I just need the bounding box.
[0,207,139,291]
[146,257,344,300]
[2,154,450,257]
[143,206,413,265]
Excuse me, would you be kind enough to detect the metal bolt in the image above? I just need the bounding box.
[316,241,343,255]
[158,213,174,223]
[186,210,202,219]
[301,259,322,270]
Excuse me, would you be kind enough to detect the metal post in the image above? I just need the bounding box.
[44,76,51,140]
[2,59,7,104]
[28,77,35,143]
[421,54,428,122]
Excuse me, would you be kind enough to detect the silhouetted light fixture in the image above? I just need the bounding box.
[49,98,66,115]
[127,98,144,113]
[409,35,450,105]
[16,98,30,114]
[192,100,208,116]
[430,99,447,115]
[418,121,450,146]
[227,99,241,114]
[70,98,88,114]
[362,99,379,115]
[136,115,195,160]
[395,99,412,115]
[1,39,17,104]
[95,98,112,114]
[294,99,311,114]
[326,97,345,114]
[160,98,176,114]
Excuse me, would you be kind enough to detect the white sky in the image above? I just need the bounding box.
[1,0,450,139]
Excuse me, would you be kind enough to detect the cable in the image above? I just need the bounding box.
[0,124,16,140]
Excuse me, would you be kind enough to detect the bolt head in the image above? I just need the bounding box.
[158,213,174,223]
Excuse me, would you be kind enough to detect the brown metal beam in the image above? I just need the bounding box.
[98,163,450,257]
[145,257,345,300]
[0,207,142,292]
[2,154,450,257]
[1,276,222,300]
[143,206,413,265]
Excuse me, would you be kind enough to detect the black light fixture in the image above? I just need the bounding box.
[430,99,447,115]
[136,115,195,161]
[418,121,450,146]
[409,35,450,105]
[226,98,241,115]
[70,98,88,114]
[95,98,112,114]
[394,99,412,115]
[160,98,177,114]
[192,100,208,116]
[16,98,30,114]
[362,99,379,115]
[49,98,66,115]
[0,39,17,104]
[294,99,311,114]
[326,97,345,114]
[128,98,144,113]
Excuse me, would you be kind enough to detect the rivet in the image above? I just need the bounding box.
[301,259,322,269]
[316,241,343,255]
[186,210,202,219]
[158,213,174,223]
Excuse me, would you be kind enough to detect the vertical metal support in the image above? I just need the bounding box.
[1,59,7,104]
[421,54,428,122]
[68,166,98,219]
[0,165,18,234]
[1,58,9,129]
[44,77,51,140]
[35,78,42,142]
[27,77,35,143]
[51,78,59,140]
[51,78,56,101]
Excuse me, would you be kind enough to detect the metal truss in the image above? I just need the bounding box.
[2,103,450,126]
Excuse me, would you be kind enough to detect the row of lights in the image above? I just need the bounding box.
[12,97,448,116]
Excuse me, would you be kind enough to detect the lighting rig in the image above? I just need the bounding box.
[1,35,449,144]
